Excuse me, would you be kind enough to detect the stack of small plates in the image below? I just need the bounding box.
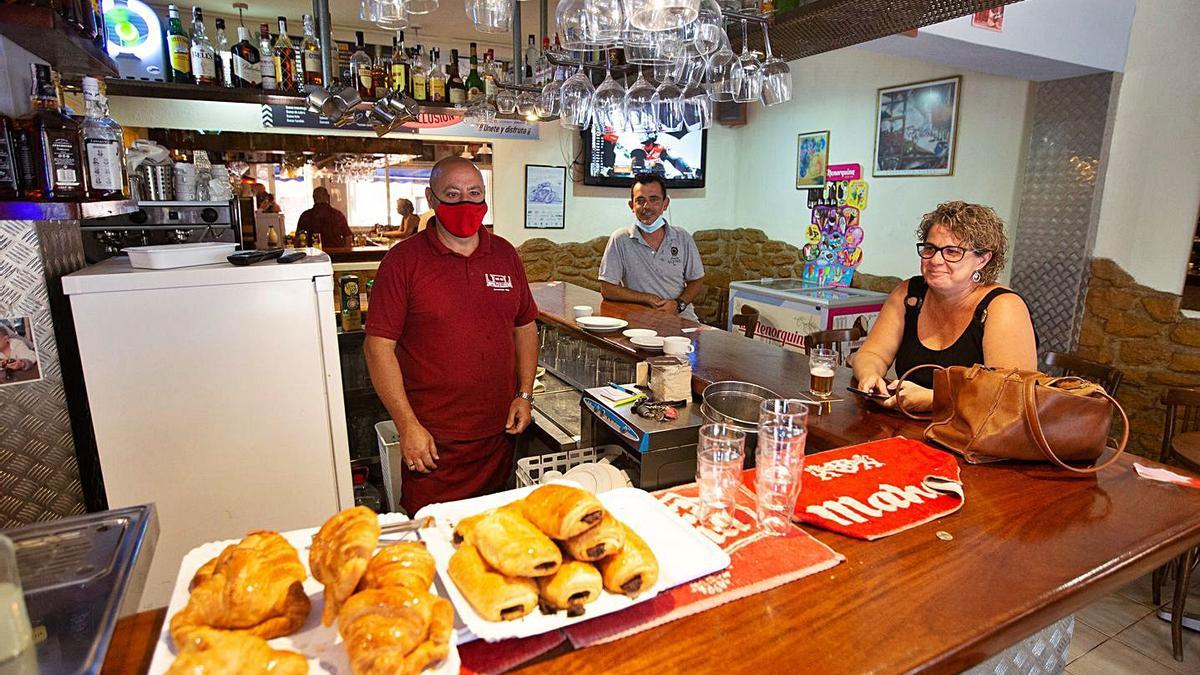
[561,462,633,492]
[630,336,664,352]
[576,316,629,333]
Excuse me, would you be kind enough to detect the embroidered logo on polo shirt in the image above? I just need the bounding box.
[485,274,513,291]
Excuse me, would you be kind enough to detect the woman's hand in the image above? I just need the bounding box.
[882,381,934,413]
[856,373,892,397]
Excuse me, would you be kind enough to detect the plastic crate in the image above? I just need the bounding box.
[516,445,623,488]
[375,420,403,513]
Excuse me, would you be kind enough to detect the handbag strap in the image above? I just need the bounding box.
[1023,376,1129,474]
[894,364,943,421]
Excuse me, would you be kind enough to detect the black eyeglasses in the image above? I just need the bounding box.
[916,243,987,263]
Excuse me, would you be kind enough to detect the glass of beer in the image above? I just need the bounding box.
[809,347,838,398]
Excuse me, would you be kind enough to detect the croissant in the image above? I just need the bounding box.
[447,544,539,622]
[358,542,436,594]
[166,627,309,675]
[596,522,659,598]
[471,505,561,577]
[521,485,605,540]
[310,506,381,626]
[562,512,625,561]
[537,561,602,617]
[337,587,454,675]
[169,531,310,648]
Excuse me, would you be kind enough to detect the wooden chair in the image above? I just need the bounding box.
[1044,351,1124,396]
[731,305,760,340]
[803,327,865,358]
[1153,387,1200,660]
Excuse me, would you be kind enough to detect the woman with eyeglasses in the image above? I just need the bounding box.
[851,201,1037,412]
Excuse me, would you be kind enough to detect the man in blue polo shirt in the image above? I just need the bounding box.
[598,174,706,321]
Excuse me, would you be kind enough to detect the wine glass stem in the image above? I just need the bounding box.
[762,22,773,60]
[741,19,749,57]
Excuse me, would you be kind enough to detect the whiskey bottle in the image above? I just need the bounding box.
[189,7,217,86]
[16,65,84,200]
[447,48,466,104]
[350,31,373,100]
[372,44,388,100]
[165,4,192,83]
[411,45,428,102]
[258,23,276,90]
[300,14,323,88]
[428,48,446,103]
[390,32,410,95]
[273,16,297,93]
[231,25,262,88]
[79,77,128,200]
[214,18,234,87]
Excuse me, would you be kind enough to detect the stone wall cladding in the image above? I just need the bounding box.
[1076,258,1189,458]
[516,228,902,326]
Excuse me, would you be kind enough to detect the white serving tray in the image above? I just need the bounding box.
[125,242,237,269]
[415,484,731,643]
[147,513,460,675]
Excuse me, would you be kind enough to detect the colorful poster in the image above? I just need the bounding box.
[795,130,829,189]
[524,165,566,229]
[802,204,864,287]
[873,76,961,177]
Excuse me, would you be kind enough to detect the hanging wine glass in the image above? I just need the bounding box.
[626,0,699,32]
[624,26,675,66]
[405,0,438,14]
[538,63,565,118]
[694,0,725,56]
[559,66,595,130]
[624,69,659,135]
[759,21,791,106]
[465,0,511,33]
[376,0,408,29]
[705,21,742,102]
[733,19,763,104]
[681,83,713,130]
[592,55,627,133]
[653,74,685,132]
[557,0,624,51]
[496,87,518,114]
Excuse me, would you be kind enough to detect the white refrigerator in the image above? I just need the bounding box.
[63,252,354,609]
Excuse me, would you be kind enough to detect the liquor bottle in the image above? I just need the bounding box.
[524,34,538,76]
[189,7,217,85]
[465,42,484,102]
[537,36,551,83]
[231,25,262,88]
[15,65,84,200]
[165,5,192,84]
[411,45,428,101]
[447,48,466,104]
[350,31,373,100]
[483,48,496,103]
[273,16,297,93]
[0,117,20,199]
[390,32,410,95]
[372,44,388,99]
[300,14,323,88]
[215,18,234,87]
[79,77,127,200]
[428,48,446,103]
[258,23,276,90]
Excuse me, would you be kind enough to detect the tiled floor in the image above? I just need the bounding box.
[1066,572,1200,674]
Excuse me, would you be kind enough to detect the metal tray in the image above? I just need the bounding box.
[701,380,782,428]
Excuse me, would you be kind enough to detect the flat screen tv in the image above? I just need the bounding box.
[581,128,708,189]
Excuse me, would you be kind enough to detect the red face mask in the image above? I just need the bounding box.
[434,199,488,238]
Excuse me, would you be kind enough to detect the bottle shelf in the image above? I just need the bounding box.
[0,4,118,78]
[0,198,137,221]
[104,80,308,106]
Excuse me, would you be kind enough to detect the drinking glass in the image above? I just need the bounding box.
[676,42,708,87]
[466,0,511,33]
[626,0,699,32]
[693,0,726,56]
[496,87,518,114]
[558,0,624,49]
[808,347,838,398]
[705,39,742,102]
[517,91,539,119]
[733,19,763,103]
[405,0,438,13]
[653,76,685,132]
[376,0,408,29]
[759,21,792,106]
[624,27,675,66]
[759,398,810,430]
[559,67,595,130]
[697,424,746,528]
[755,421,807,535]
[624,70,659,135]
[592,65,627,133]
[681,83,712,130]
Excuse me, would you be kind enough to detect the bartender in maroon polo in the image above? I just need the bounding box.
[364,157,538,514]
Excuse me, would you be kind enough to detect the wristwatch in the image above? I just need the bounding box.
[675,298,688,313]
[516,391,534,402]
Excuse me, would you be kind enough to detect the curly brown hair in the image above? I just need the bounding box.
[916,201,1008,285]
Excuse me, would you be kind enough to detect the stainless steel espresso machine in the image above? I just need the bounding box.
[79,200,243,264]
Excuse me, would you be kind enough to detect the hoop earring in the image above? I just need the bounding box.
[972,270,983,284]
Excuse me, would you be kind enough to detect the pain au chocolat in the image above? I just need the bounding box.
[448,544,539,622]
[471,504,562,577]
[562,511,625,561]
[520,484,605,540]
[537,561,603,617]
[596,522,659,598]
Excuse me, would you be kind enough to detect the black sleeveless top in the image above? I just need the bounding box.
[893,276,1027,389]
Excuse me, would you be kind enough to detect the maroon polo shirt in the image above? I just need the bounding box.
[366,225,538,441]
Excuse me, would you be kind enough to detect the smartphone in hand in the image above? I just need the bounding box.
[847,382,893,400]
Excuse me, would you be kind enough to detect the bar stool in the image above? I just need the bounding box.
[1044,351,1124,396]
[1154,387,1200,660]
[731,305,760,340]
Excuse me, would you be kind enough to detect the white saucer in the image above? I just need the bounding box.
[630,336,664,351]
[576,316,629,333]
[622,328,658,339]
[562,463,631,493]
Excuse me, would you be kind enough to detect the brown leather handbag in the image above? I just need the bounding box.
[896,364,1128,473]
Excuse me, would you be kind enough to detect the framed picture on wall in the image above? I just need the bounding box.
[0,315,42,388]
[524,164,566,229]
[796,130,830,189]
[873,75,962,177]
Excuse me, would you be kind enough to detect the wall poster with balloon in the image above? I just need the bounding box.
[802,163,868,287]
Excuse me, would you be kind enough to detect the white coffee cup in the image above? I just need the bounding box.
[573,305,593,319]
[662,336,695,356]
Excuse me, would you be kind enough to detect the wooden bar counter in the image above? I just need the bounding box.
[103,282,1200,674]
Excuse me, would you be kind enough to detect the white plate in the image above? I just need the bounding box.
[147,513,460,675]
[562,463,631,493]
[622,328,658,339]
[415,484,730,643]
[575,316,629,333]
[630,336,664,351]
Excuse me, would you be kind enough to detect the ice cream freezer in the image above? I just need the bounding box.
[726,278,887,352]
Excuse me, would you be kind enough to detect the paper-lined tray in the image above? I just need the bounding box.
[415,484,731,643]
[148,513,460,674]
